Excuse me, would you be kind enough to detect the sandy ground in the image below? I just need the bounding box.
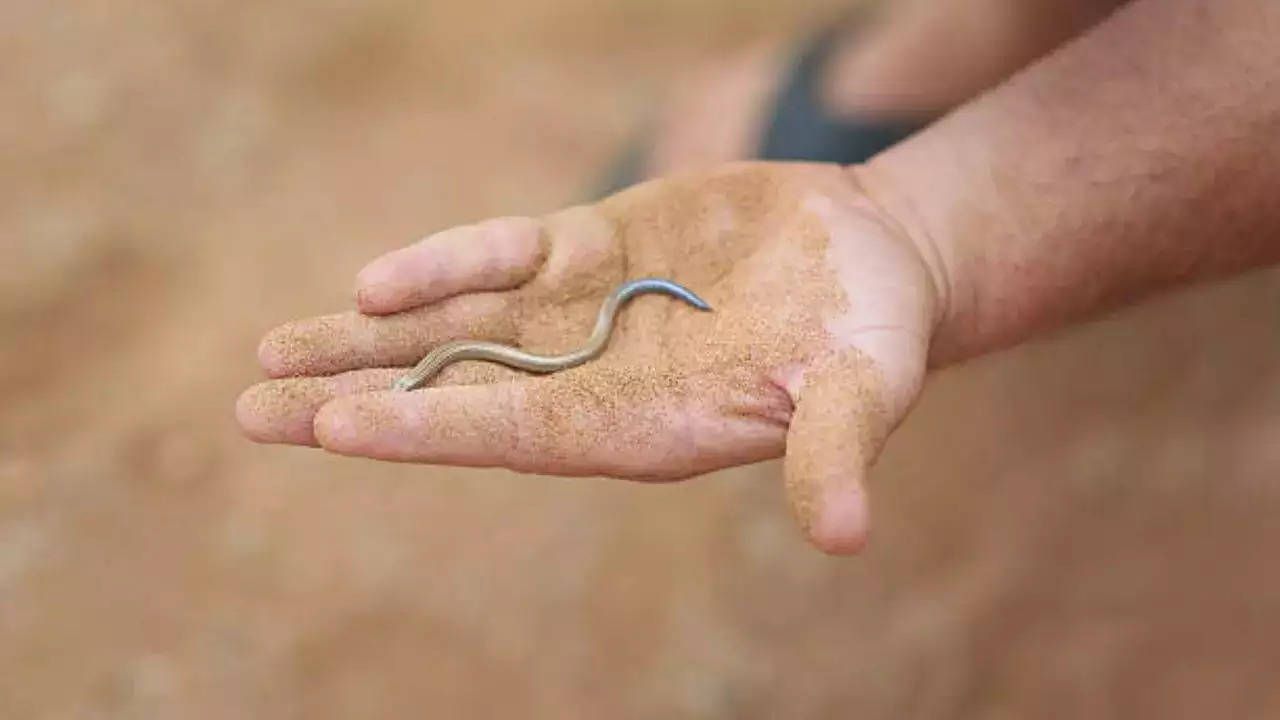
[3,1,1280,717]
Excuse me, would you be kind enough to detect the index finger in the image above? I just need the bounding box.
[355,217,547,315]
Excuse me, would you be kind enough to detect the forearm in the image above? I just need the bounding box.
[860,0,1280,366]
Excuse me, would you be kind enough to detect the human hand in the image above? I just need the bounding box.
[236,162,945,554]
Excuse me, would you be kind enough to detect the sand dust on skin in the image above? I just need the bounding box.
[783,350,889,540]
[517,165,895,532]
[254,163,900,542]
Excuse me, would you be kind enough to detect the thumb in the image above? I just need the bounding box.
[783,350,894,556]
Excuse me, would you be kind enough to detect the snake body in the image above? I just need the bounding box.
[392,278,712,392]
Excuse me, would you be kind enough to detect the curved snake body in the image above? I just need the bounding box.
[393,278,711,392]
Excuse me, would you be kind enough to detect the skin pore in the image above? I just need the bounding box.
[239,0,1280,555]
[860,0,1280,365]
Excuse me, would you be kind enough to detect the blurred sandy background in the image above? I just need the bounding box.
[3,1,1280,717]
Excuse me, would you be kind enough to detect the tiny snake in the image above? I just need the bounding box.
[392,278,712,392]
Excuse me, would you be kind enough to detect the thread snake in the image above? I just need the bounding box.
[392,278,712,392]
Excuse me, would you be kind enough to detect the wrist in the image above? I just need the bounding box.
[846,142,982,368]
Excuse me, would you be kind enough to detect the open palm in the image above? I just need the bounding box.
[237,162,942,554]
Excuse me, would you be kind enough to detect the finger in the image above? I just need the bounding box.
[237,369,403,446]
[258,292,515,378]
[355,217,547,315]
[782,350,893,556]
[236,364,525,446]
[313,365,757,478]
